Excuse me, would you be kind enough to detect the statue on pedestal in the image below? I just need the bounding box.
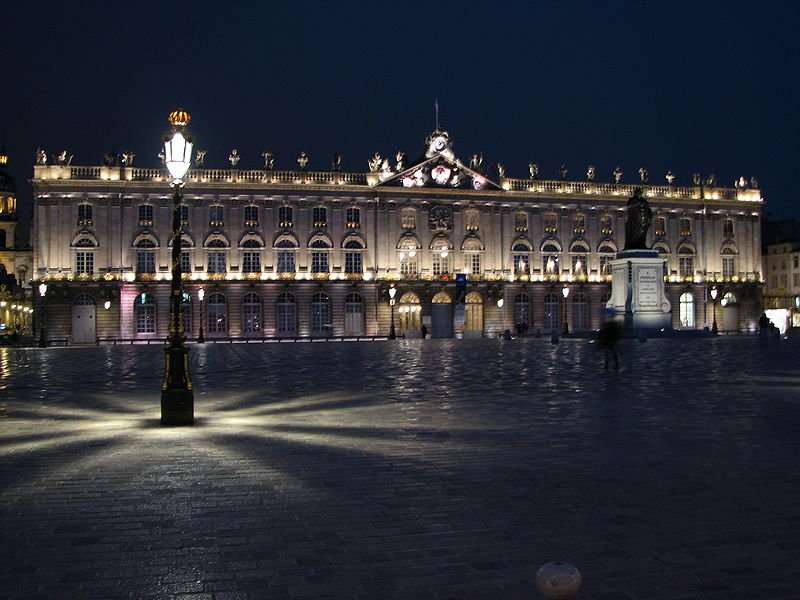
[624,188,652,250]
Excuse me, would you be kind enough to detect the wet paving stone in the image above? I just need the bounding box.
[0,337,799,599]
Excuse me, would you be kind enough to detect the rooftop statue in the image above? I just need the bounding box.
[297,152,308,170]
[496,163,506,178]
[470,153,483,171]
[261,150,273,169]
[368,153,384,173]
[229,149,241,168]
[528,161,538,179]
[331,153,341,172]
[587,165,596,181]
[395,151,406,172]
[35,148,47,165]
[54,150,73,166]
[624,187,652,251]
[693,173,701,186]
[195,149,207,167]
[666,170,675,185]
[639,166,648,184]
[559,164,568,180]
[122,151,135,166]
[613,166,623,184]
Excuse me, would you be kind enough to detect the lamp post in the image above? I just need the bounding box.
[38,282,48,347]
[161,109,195,426]
[710,286,718,335]
[561,285,570,335]
[197,287,205,343]
[388,284,397,340]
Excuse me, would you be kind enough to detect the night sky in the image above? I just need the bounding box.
[3,1,799,229]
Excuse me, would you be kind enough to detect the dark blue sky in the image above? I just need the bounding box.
[3,1,798,222]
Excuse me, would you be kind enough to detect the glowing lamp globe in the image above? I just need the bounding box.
[710,287,718,300]
[562,286,570,299]
[38,283,48,297]
[164,109,193,181]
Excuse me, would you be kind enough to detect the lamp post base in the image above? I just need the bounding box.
[161,388,194,425]
[389,324,396,340]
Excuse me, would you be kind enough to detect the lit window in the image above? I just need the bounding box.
[76,251,94,275]
[312,206,327,229]
[209,205,224,228]
[346,207,360,229]
[679,293,694,328]
[134,293,155,333]
[278,206,293,228]
[207,293,227,334]
[78,203,93,226]
[600,214,613,236]
[654,216,666,237]
[722,256,736,279]
[680,217,692,237]
[244,205,259,228]
[544,212,558,234]
[401,207,416,230]
[138,204,154,227]
[207,250,226,273]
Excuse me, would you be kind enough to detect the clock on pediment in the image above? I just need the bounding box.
[428,204,453,232]
[425,129,454,160]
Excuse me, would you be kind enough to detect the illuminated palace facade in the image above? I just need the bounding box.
[31,129,764,343]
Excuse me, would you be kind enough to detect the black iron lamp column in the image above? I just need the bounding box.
[38,282,48,347]
[388,284,397,340]
[161,109,195,426]
[197,287,205,343]
[561,284,570,335]
[710,286,718,335]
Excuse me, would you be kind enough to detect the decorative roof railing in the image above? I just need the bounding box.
[31,165,761,203]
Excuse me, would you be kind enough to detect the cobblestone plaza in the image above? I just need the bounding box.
[1,337,798,599]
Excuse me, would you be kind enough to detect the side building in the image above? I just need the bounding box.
[30,129,764,343]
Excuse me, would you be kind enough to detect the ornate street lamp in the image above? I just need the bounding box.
[710,286,718,335]
[561,285,570,335]
[161,109,195,426]
[388,284,397,340]
[197,287,205,343]
[38,282,48,347]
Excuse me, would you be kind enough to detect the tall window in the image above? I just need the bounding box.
[464,209,479,232]
[678,246,694,279]
[134,293,155,334]
[512,242,531,276]
[573,214,585,234]
[138,204,154,227]
[542,242,560,276]
[467,253,481,276]
[312,206,327,229]
[207,239,227,274]
[515,212,528,233]
[600,214,613,236]
[242,293,261,333]
[343,239,363,275]
[514,293,531,330]
[244,205,258,228]
[723,219,734,239]
[571,254,587,276]
[209,205,224,228]
[276,292,296,333]
[401,207,416,230]
[179,205,189,225]
[276,239,296,273]
[181,250,191,274]
[654,216,666,237]
[78,203,93,226]
[432,253,450,276]
[679,217,692,237]
[679,292,694,328]
[572,293,589,331]
[135,239,156,274]
[310,240,329,273]
[207,293,227,334]
[242,239,261,273]
[346,207,360,229]
[722,256,736,279]
[311,292,331,333]
[278,205,293,228]
[544,212,558,233]
[400,251,417,276]
[543,293,559,331]
[75,237,95,275]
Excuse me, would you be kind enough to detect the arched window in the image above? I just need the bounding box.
[514,293,531,330]
[344,238,364,275]
[679,292,695,328]
[344,292,364,334]
[678,244,695,279]
[432,291,452,304]
[134,293,156,334]
[74,236,96,275]
[207,293,227,334]
[570,241,589,277]
[462,237,483,276]
[275,236,298,274]
[541,241,561,276]
[135,238,156,274]
[309,237,332,274]
[721,244,738,280]
[276,292,296,334]
[242,293,262,333]
[598,242,616,278]
[572,293,589,331]
[430,236,452,277]
[397,234,421,277]
[241,239,262,273]
[311,292,330,334]
[543,293,559,331]
[512,240,532,276]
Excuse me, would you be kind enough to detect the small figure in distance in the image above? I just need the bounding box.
[420,324,428,340]
[598,312,620,371]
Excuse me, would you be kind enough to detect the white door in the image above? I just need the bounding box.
[72,294,96,344]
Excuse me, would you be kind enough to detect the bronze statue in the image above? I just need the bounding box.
[624,187,652,250]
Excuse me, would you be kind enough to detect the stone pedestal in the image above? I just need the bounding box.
[607,250,671,330]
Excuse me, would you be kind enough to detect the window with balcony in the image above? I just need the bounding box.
[401,207,416,230]
[600,214,613,236]
[573,213,585,235]
[346,207,360,229]
[209,205,224,228]
[244,205,259,228]
[278,205,293,228]
[515,212,528,233]
[679,217,692,238]
[138,204,154,227]
[312,206,327,229]
[77,203,93,226]
[544,212,558,234]
[310,239,330,273]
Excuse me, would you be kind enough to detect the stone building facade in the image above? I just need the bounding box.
[31,129,764,343]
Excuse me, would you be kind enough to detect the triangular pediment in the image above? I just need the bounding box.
[372,129,503,191]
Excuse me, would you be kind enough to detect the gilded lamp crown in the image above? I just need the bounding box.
[168,109,191,128]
